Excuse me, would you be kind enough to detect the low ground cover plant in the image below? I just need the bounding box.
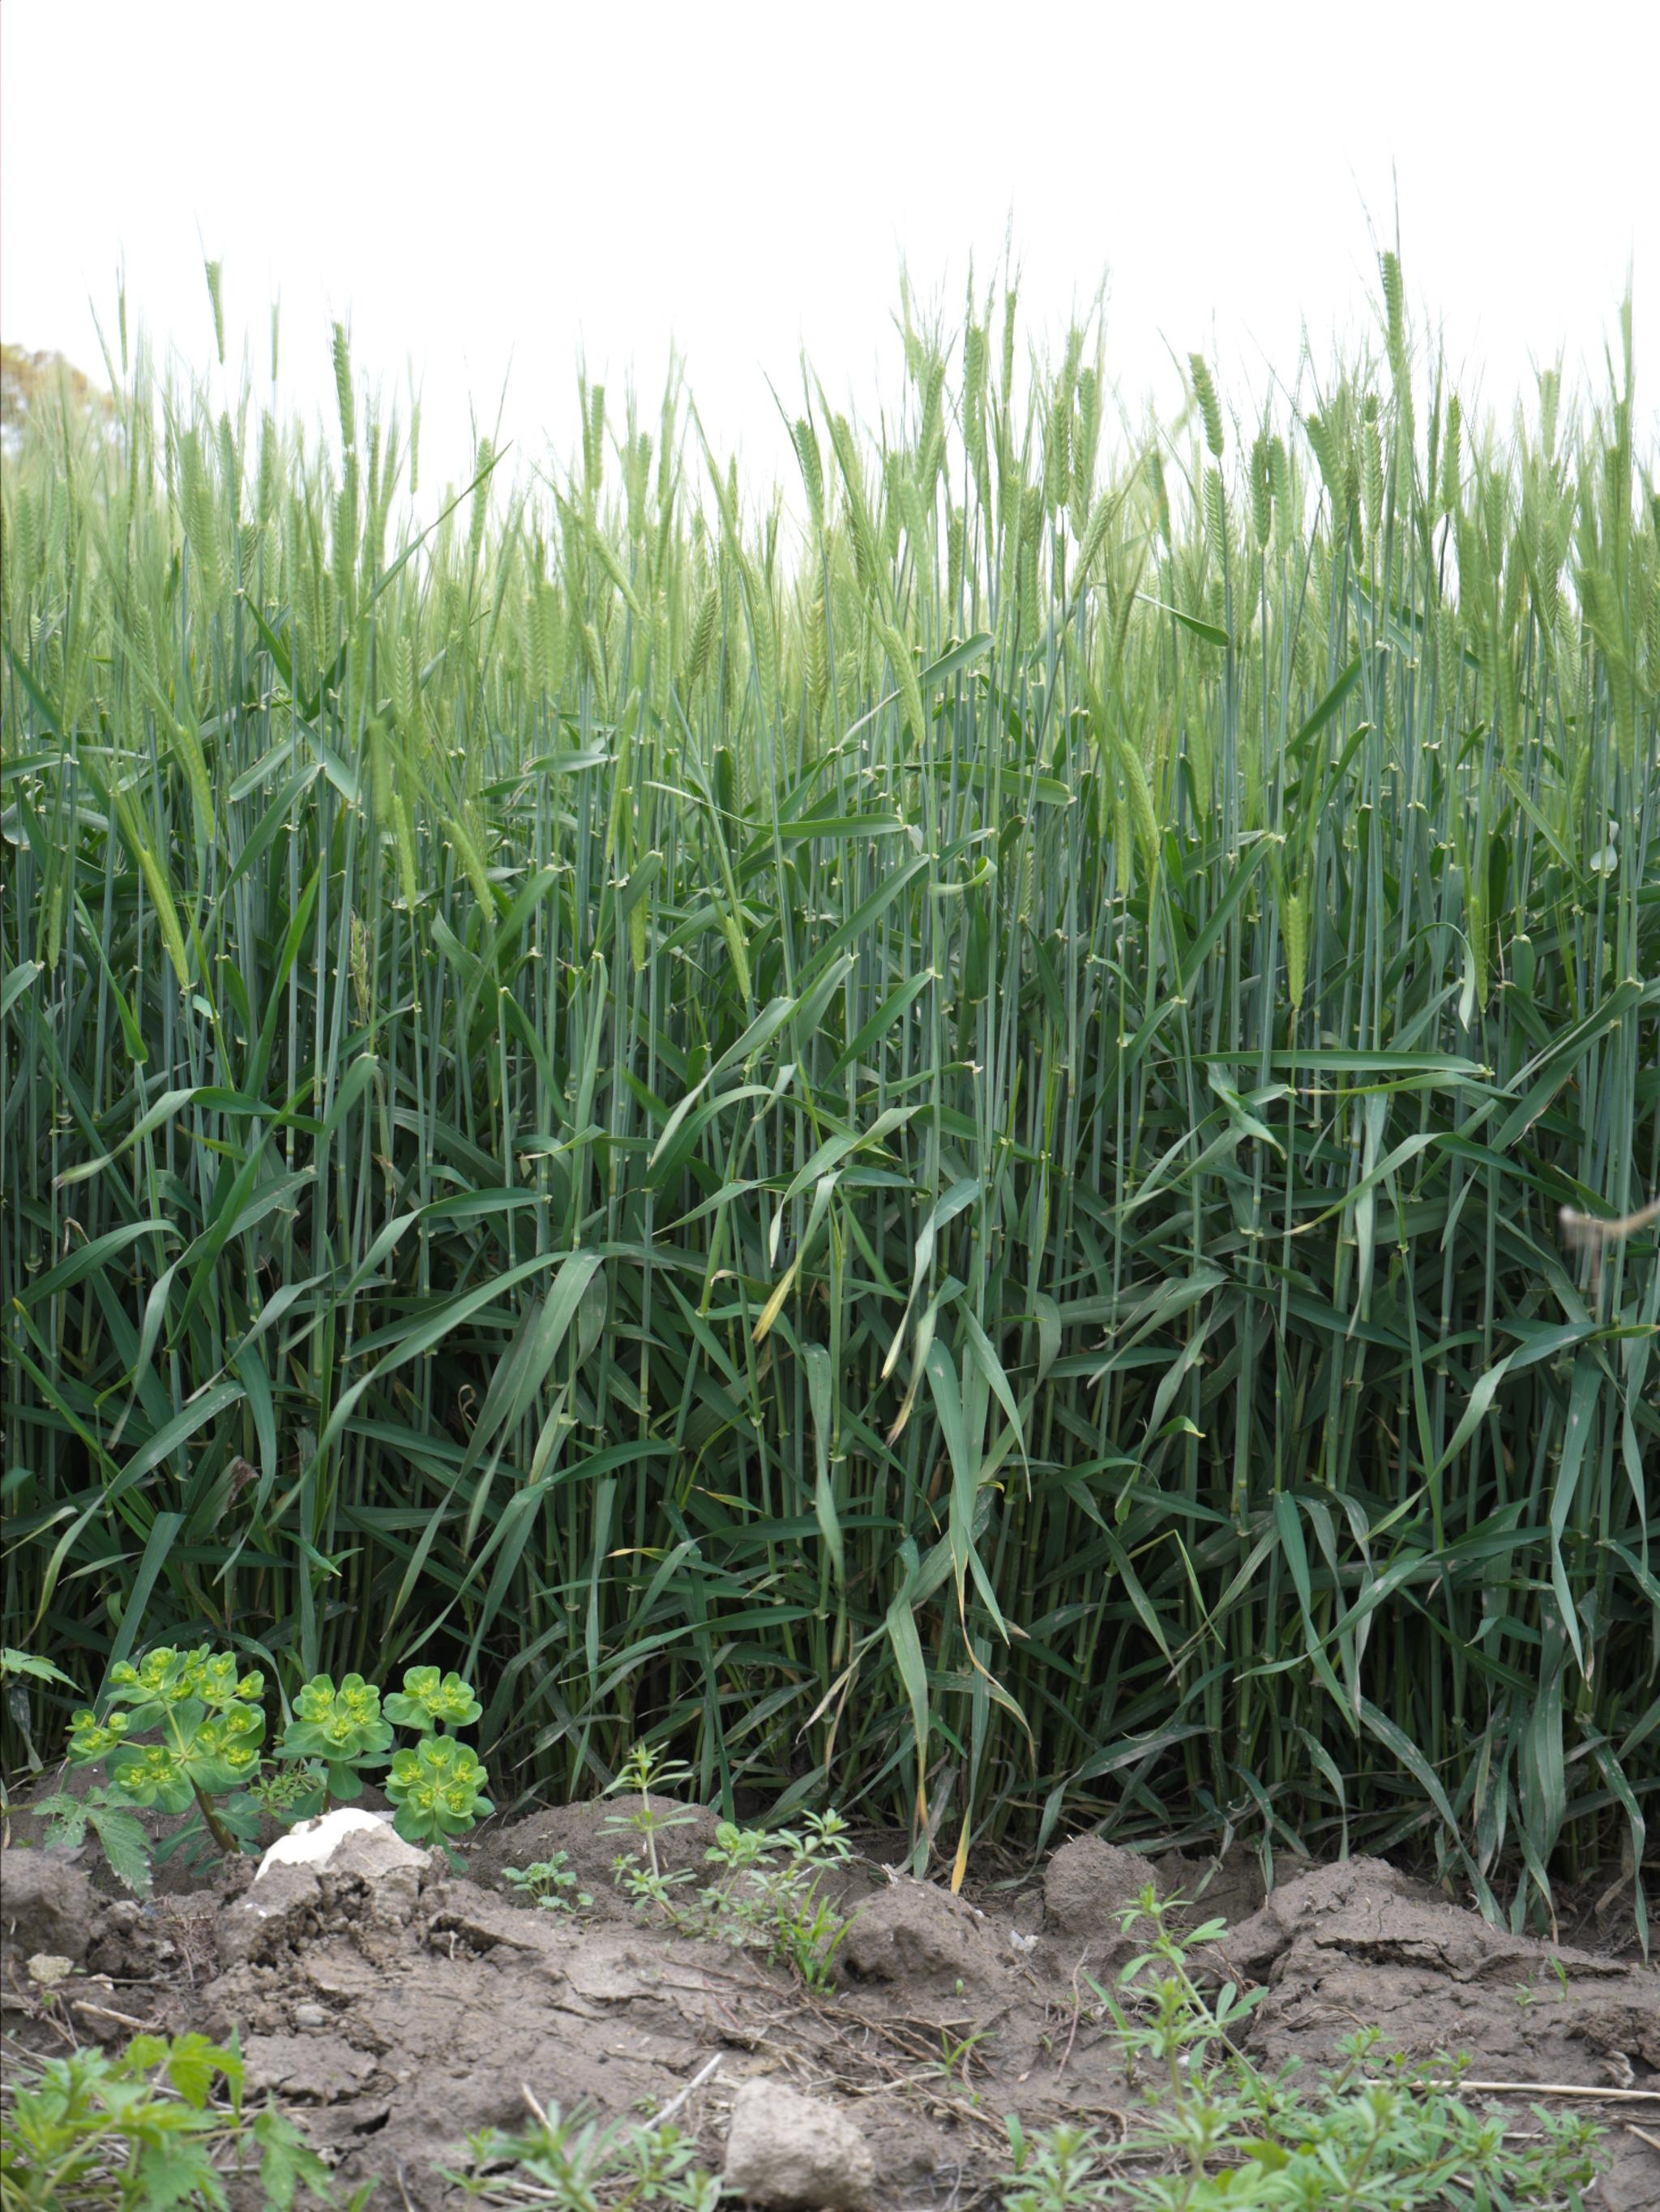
[0,2030,370,2210]
[502,1853,594,1914]
[1002,1889,1604,2210]
[442,2093,718,2210]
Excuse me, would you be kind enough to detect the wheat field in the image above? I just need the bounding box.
[2,262,1655,1928]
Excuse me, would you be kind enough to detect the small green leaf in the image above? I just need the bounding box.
[164,2031,240,2110]
[0,1646,75,1687]
[255,2105,339,2209]
[1136,591,1230,647]
[383,1666,481,1734]
[87,1802,154,1895]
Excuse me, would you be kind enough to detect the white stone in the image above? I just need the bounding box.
[256,1807,391,1880]
[722,2079,874,2210]
[252,1808,427,1927]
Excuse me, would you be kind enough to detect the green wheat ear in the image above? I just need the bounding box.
[1380,250,1405,364]
[1188,354,1225,460]
[791,419,825,541]
[1283,890,1309,1015]
[332,322,355,452]
[1115,732,1161,877]
[201,259,226,366]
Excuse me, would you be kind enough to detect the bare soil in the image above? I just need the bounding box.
[3,1801,1657,2209]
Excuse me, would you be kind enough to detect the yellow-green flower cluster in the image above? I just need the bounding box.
[67,1709,130,1761]
[105,1646,263,1717]
[280,1673,393,1771]
[383,1666,482,1733]
[385,1735,493,1842]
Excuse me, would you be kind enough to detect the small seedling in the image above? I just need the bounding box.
[1514,1953,1571,2010]
[503,1855,593,1914]
[1092,1887,1264,2095]
[928,2024,993,2098]
[441,2090,718,2210]
[742,1810,854,1992]
[603,1743,699,1914]
[1000,2120,1102,2212]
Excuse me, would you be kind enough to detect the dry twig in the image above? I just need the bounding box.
[1382,2075,1660,2103]
[1558,1196,1660,1256]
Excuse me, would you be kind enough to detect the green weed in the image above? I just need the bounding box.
[0,2030,370,2209]
[41,1649,491,1887]
[501,1853,593,1914]
[442,2090,717,2210]
[1000,1889,1605,2210]
[601,1746,849,1987]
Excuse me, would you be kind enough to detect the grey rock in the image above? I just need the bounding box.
[241,2032,379,2102]
[722,2079,874,2210]
[324,1821,427,1925]
[221,1816,429,1967]
[0,1849,101,1966]
[1223,1857,1464,1979]
[1572,1997,1660,2070]
[218,1862,323,1966]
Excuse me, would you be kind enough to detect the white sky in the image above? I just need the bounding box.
[2,0,1656,508]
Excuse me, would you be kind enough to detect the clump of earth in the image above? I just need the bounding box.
[3,1797,1657,2208]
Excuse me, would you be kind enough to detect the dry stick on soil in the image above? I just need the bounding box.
[1059,1954,1091,2073]
[67,1998,158,2034]
[792,2001,1017,2142]
[653,2052,723,2129]
[1627,2122,1660,2154]
[1380,2077,1660,2103]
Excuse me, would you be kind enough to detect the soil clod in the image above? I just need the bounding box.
[723,2077,876,2209]
[0,1848,102,1966]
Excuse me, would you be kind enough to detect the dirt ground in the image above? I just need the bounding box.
[3,1794,1658,2208]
